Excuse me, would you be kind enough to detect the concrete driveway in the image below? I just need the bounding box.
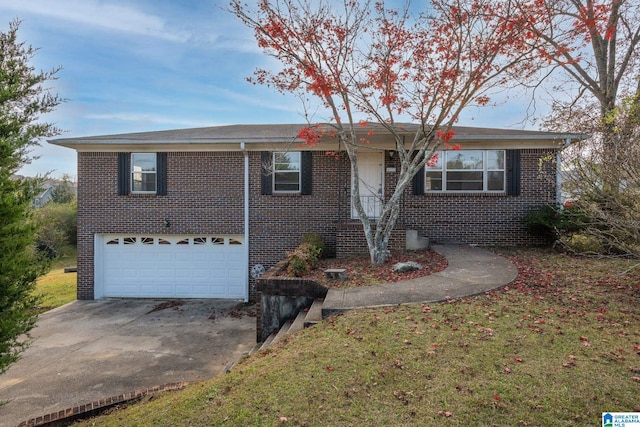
[0,299,256,426]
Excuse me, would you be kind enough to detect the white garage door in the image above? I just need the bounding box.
[97,234,247,299]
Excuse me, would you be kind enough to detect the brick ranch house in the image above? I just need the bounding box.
[50,123,584,302]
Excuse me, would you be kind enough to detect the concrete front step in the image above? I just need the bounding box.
[303,299,324,328]
[256,298,326,352]
[289,310,307,334]
[406,229,430,250]
[271,320,292,345]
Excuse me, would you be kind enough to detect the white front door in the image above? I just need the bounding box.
[352,151,384,219]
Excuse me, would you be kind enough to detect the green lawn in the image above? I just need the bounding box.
[79,248,639,426]
[34,245,77,310]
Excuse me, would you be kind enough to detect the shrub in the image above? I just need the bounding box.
[524,204,589,238]
[524,205,561,237]
[34,200,77,256]
[301,233,325,259]
[565,234,604,254]
[286,234,325,277]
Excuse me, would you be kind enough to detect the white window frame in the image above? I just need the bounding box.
[131,153,157,194]
[425,149,505,193]
[273,152,301,193]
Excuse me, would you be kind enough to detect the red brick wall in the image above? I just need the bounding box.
[248,151,342,300]
[77,152,245,300]
[336,222,406,258]
[77,148,556,301]
[400,148,556,246]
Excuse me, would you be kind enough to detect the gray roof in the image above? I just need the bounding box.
[49,123,588,148]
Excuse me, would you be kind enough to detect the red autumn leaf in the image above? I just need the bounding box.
[514,357,524,363]
[493,393,501,401]
[326,366,334,371]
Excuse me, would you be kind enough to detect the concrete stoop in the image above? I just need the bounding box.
[406,229,430,251]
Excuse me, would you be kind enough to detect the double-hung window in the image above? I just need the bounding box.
[131,153,157,193]
[426,150,505,192]
[273,152,301,193]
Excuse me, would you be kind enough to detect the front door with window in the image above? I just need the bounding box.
[351,151,384,219]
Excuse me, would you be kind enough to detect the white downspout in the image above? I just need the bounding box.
[556,137,571,206]
[241,142,249,302]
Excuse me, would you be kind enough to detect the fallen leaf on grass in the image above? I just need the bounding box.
[437,410,453,417]
[580,336,591,347]
[393,390,410,405]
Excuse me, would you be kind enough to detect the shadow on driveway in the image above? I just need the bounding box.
[0,299,256,426]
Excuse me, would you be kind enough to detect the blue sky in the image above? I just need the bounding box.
[1,0,546,179]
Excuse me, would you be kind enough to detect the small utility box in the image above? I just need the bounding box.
[324,268,347,281]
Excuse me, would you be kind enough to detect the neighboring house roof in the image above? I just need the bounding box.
[33,186,55,208]
[49,123,588,151]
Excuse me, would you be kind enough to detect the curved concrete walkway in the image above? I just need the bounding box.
[323,244,518,315]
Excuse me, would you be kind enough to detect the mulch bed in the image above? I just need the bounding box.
[302,249,448,288]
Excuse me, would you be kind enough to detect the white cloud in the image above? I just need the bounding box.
[84,112,219,129]
[0,0,188,42]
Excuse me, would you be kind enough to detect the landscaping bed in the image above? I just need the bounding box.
[298,249,448,288]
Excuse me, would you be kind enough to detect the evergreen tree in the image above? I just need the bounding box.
[0,20,62,374]
[50,174,76,204]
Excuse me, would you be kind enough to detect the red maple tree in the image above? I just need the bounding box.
[231,0,539,264]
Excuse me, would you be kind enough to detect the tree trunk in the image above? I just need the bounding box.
[350,150,416,266]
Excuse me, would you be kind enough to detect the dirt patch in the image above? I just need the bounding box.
[146,300,184,314]
[209,303,257,321]
[300,249,448,288]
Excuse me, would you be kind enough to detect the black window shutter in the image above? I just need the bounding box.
[156,152,167,196]
[507,149,521,196]
[260,151,273,195]
[300,151,312,195]
[412,157,425,195]
[117,152,130,196]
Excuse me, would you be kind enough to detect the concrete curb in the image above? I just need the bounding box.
[16,382,188,427]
